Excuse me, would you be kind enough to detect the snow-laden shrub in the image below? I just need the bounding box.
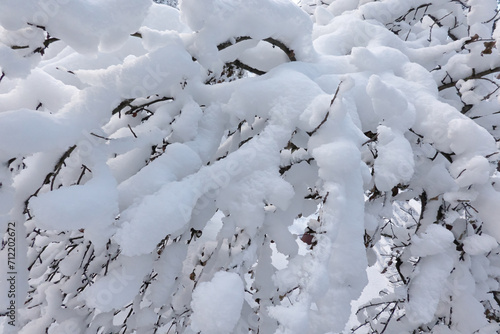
[1,0,500,333]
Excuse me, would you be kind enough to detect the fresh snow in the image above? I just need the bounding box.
[1,0,500,333]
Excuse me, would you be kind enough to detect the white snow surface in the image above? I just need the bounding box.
[190,271,244,334]
[2,0,500,333]
[410,224,455,257]
[463,234,498,255]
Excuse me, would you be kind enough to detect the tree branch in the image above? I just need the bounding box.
[427,14,459,41]
[217,36,253,51]
[217,36,297,62]
[24,145,77,215]
[307,82,343,136]
[111,96,173,116]
[263,37,297,61]
[438,66,500,91]
[227,59,266,76]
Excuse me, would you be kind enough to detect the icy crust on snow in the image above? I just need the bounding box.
[190,271,244,334]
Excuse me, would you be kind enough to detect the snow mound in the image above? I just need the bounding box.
[190,271,244,334]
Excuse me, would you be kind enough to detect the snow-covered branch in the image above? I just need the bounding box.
[1,0,500,333]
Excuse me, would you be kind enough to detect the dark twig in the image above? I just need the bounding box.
[228,59,266,76]
[112,96,173,116]
[24,145,77,213]
[263,37,297,61]
[111,98,135,115]
[77,165,92,185]
[218,36,297,61]
[307,82,343,136]
[438,66,500,91]
[50,145,77,191]
[90,133,111,141]
[127,124,138,138]
[380,302,399,333]
[427,14,459,41]
[217,36,253,51]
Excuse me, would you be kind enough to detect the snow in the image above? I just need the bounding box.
[410,224,454,257]
[142,3,188,33]
[81,254,153,312]
[0,109,67,159]
[451,155,491,187]
[149,243,187,308]
[114,180,200,256]
[366,75,415,131]
[374,125,414,191]
[406,253,454,324]
[463,234,498,256]
[171,100,203,141]
[46,0,151,54]
[30,159,119,250]
[3,0,500,333]
[116,143,202,210]
[190,271,244,334]
[180,0,315,71]
[412,159,458,199]
[314,140,360,181]
[474,184,500,243]
[452,294,490,333]
[468,0,498,37]
[447,118,496,157]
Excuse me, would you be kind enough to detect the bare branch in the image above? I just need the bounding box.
[227,59,266,76]
[427,14,459,41]
[127,124,138,138]
[218,36,297,62]
[307,82,343,136]
[112,96,173,116]
[263,37,297,61]
[438,66,500,91]
[217,36,252,51]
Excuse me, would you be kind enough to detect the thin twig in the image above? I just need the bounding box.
[380,302,399,333]
[438,66,500,91]
[90,133,111,140]
[50,145,77,191]
[77,165,91,185]
[217,36,252,51]
[127,124,138,138]
[217,36,297,61]
[112,96,173,116]
[263,37,296,61]
[307,82,343,136]
[228,59,266,76]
